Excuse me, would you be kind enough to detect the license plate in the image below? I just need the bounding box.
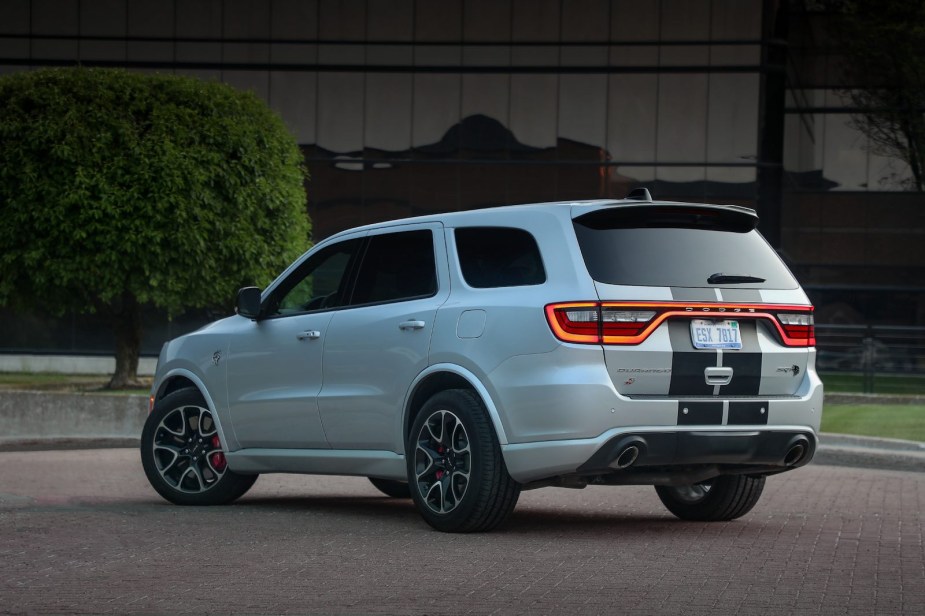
[690,319,742,350]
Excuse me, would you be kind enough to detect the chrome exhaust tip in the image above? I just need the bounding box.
[614,444,640,469]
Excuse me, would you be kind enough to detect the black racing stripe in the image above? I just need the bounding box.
[728,401,770,425]
[668,320,717,395]
[718,288,762,302]
[678,401,723,425]
[670,287,717,302]
[670,353,717,395]
[719,320,762,396]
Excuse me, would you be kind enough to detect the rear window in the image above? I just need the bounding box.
[455,227,546,288]
[573,206,798,289]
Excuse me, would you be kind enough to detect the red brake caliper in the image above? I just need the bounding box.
[210,435,227,471]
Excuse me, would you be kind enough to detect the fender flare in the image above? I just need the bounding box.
[154,367,239,452]
[403,363,509,446]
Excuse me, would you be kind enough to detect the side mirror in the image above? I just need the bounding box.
[235,287,262,319]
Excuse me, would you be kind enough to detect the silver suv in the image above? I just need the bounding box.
[141,192,823,532]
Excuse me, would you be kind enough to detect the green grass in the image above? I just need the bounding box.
[821,373,925,395]
[821,404,925,442]
[0,372,151,395]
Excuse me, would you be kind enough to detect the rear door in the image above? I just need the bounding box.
[318,223,449,451]
[571,205,813,400]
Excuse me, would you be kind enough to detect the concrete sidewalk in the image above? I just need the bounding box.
[1,389,923,472]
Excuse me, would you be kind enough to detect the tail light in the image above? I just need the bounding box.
[545,302,815,347]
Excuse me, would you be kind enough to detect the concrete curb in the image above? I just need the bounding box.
[1,390,923,473]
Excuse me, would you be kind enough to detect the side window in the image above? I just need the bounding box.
[455,227,546,288]
[267,238,361,317]
[350,230,437,305]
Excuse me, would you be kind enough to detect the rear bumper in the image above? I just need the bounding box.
[501,425,817,484]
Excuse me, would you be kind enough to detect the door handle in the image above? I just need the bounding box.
[399,320,426,331]
[704,366,733,386]
[297,330,321,341]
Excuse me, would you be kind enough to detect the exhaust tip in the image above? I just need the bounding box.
[784,442,807,466]
[614,444,640,469]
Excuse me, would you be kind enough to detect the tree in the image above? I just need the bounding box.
[0,67,310,388]
[832,0,925,191]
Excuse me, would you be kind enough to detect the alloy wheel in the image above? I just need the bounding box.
[414,409,471,514]
[152,404,228,493]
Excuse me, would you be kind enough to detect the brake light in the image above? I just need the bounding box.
[545,302,815,347]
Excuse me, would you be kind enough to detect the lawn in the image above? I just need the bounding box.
[0,372,151,395]
[821,403,925,442]
[821,372,925,395]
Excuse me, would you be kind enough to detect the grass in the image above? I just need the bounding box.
[821,373,925,396]
[0,372,151,395]
[821,403,925,442]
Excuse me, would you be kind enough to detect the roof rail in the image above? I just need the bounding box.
[625,188,653,202]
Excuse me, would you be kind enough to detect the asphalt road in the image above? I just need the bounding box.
[1,449,923,615]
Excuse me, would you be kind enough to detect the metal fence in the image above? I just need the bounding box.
[815,325,925,394]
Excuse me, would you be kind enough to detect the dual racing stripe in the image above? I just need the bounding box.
[666,320,763,397]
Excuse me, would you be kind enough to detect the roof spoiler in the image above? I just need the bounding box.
[625,188,652,202]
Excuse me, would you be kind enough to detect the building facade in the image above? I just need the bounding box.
[0,0,922,356]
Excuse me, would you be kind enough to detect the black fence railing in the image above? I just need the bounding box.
[815,325,925,394]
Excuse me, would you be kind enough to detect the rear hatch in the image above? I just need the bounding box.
[568,203,814,399]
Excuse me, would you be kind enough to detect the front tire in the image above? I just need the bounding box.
[141,388,257,506]
[408,389,520,532]
[655,475,766,521]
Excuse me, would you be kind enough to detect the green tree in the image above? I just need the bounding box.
[0,68,310,388]
[833,0,925,190]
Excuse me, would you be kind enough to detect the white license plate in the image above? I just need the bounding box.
[690,319,742,350]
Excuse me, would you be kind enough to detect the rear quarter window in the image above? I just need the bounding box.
[455,227,546,288]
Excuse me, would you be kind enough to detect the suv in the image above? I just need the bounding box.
[141,192,822,532]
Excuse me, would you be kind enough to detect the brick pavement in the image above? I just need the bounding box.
[0,449,923,615]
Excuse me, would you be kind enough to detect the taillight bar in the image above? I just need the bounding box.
[545,302,815,347]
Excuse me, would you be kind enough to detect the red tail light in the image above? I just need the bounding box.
[545,302,815,347]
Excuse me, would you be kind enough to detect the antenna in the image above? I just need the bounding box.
[625,188,653,202]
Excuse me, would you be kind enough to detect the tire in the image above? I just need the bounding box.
[368,477,411,498]
[655,474,766,521]
[141,388,257,506]
[407,389,521,533]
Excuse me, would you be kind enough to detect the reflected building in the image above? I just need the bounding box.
[0,0,922,355]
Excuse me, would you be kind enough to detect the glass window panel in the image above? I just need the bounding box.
[559,74,608,156]
[365,73,412,152]
[607,74,657,163]
[609,45,659,67]
[176,0,222,37]
[80,0,125,61]
[271,0,318,39]
[611,0,658,42]
[351,231,437,305]
[413,45,462,66]
[317,72,364,155]
[455,228,546,288]
[223,71,269,102]
[657,74,708,163]
[412,74,461,153]
[319,0,365,40]
[464,0,511,42]
[0,0,29,34]
[176,42,222,63]
[660,45,709,66]
[127,1,174,62]
[367,0,413,40]
[511,46,558,67]
[366,44,413,65]
[509,74,559,152]
[561,0,610,41]
[868,154,914,191]
[660,0,709,40]
[655,166,706,183]
[707,73,759,163]
[270,72,317,145]
[710,44,761,66]
[705,165,756,185]
[710,0,762,40]
[415,0,462,41]
[461,74,510,159]
[463,46,510,66]
[512,0,559,41]
[272,239,361,316]
[822,113,867,190]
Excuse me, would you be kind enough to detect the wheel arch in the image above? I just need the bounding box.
[152,368,238,452]
[403,364,509,447]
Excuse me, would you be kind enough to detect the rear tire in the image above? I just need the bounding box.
[368,477,411,498]
[141,388,257,506]
[408,389,520,532]
[655,475,765,521]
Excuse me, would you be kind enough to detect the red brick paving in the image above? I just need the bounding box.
[0,449,923,614]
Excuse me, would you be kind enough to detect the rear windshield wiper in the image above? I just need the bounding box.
[708,272,766,285]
